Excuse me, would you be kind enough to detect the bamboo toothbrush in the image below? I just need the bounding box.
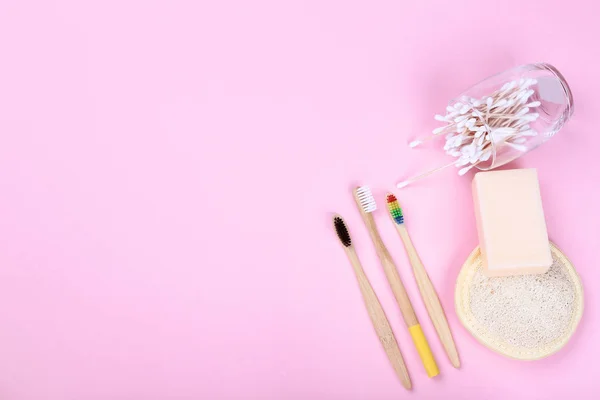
[353,187,439,378]
[386,193,460,368]
[332,215,412,390]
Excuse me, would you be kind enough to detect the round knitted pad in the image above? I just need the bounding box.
[455,242,583,360]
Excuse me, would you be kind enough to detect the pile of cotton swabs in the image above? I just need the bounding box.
[398,78,541,188]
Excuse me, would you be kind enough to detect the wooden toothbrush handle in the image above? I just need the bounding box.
[362,213,418,326]
[346,248,412,390]
[396,225,461,368]
[360,212,439,377]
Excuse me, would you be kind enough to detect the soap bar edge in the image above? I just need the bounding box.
[472,172,489,274]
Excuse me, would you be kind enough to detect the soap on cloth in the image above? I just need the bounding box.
[472,169,551,277]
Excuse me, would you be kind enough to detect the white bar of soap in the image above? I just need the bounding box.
[472,169,552,277]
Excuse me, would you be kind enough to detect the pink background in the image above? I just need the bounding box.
[0,0,598,399]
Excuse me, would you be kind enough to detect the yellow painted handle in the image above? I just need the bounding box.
[409,324,439,378]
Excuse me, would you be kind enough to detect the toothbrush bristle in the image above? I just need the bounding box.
[386,194,404,224]
[356,186,377,213]
[333,216,352,247]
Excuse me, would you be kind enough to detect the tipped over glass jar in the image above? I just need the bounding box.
[398,63,573,189]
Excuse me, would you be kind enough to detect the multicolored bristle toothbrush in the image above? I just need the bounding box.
[332,215,412,390]
[387,195,404,224]
[386,193,461,368]
[353,186,439,378]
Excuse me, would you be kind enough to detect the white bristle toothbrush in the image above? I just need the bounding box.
[353,186,439,378]
[332,214,412,390]
[386,194,460,368]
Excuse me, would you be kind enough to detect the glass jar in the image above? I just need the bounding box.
[398,63,573,188]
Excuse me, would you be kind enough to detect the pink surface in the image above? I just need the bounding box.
[0,1,598,399]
